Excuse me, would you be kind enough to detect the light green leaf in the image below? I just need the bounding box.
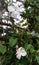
[36,33,39,38]
[9,37,18,47]
[0,45,6,54]
[36,55,39,64]
[24,44,35,53]
[25,44,32,50]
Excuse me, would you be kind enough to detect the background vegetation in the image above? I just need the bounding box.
[0,0,39,65]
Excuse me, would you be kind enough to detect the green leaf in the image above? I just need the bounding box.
[36,55,39,64]
[36,33,39,38]
[24,44,35,53]
[24,44,32,50]
[9,37,18,47]
[35,16,39,23]
[0,45,6,54]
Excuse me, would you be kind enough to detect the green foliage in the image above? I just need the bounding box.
[0,0,39,65]
[9,37,18,47]
[0,45,6,54]
[36,55,39,64]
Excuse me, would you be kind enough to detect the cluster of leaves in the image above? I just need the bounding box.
[0,0,39,65]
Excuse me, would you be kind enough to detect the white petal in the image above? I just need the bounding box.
[8,21,12,25]
[14,18,20,24]
[18,47,27,56]
[8,5,15,12]
[7,26,11,28]
[2,19,7,23]
[14,15,23,24]
[21,49,27,56]
[16,47,22,59]
[20,19,27,26]
[16,48,21,55]
[3,11,8,17]
[11,11,19,18]
[1,33,6,36]
[19,7,25,12]
[16,54,21,59]
[13,0,16,2]
[2,25,7,29]
[16,47,27,59]
[27,6,31,9]
[16,1,23,7]
[20,25,28,29]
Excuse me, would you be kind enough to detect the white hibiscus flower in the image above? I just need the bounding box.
[4,0,27,29]
[16,47,27,59]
